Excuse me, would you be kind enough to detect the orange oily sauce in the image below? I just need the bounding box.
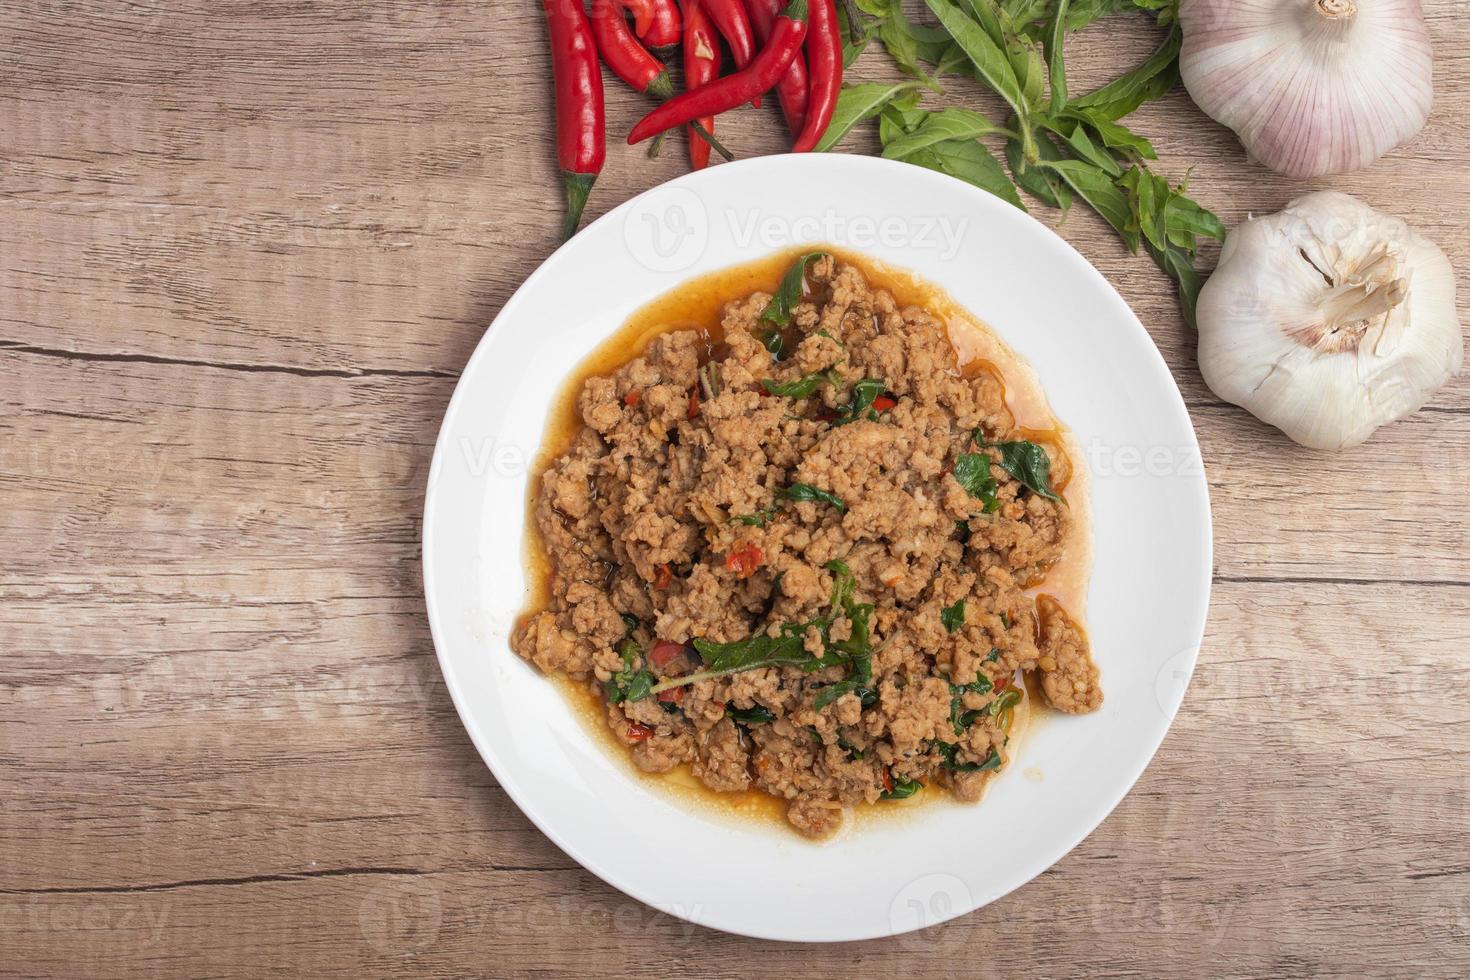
[523,246,1090,835]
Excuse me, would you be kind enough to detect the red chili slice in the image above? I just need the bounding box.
[687,390,700,418]
[653,563,673,589]
[725,543,763,578]
[623,390,642,406]
[881,767,894,794]
[994,673,1009,691]
[656,687,684,703]
[626,722,655,741]
[649,639,687,669]
[872,394,897,413]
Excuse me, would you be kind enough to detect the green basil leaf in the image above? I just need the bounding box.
[907,138,1026,211]
[727,703,776,725]
[1164,190,1226,245]
[952,451,1001,511]
[780,483,847,511]
[879,99,928,144]
[1081,64,1176,121]
[941,599,966,633]
[881,775,924,799]
[962,0,1006,42]
[1071,24,1180,113]
[881,107,1007,160]
[989,687,1022,720]
[1064,124,1122,177]
[1146,238,1205,330]
[813,679,859,710]
[1044,0,1069,111]
[605,639,655,703]
[814,81,924,152]
[761,251,828,327]
[877,14,943,90]
[730,508,776,527]
[826,559,857,610]
[1072,108,1157,158]
[949,664,998,734]
[762,370,839,398]
[692,632,813,674]
[827,603,874,660]
[1119,165,1168,251]
[986,438,1062,500]
[1038,158,1139,251]
[832,377,887,424]
[925,0,1030,127]
[935,742,1003,772]
[932,41,974,78]
[1006,133,1072,211]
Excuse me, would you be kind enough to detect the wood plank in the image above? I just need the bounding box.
[3,582,1465,974]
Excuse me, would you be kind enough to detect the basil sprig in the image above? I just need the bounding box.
[657,560,874,697]
[823,0,1223,326]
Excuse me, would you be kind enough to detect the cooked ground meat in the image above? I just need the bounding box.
[512,254,1100,838]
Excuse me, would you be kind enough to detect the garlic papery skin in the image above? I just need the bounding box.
[1197,191,1462,451]
[1179,0,1434,178]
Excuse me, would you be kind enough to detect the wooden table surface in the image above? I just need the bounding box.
[4,2,1467,976]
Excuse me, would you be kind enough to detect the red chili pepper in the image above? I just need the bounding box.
[791,0,840,152]
[872,393,897,413]
[544,0,606,240]
[591,0,675,99]
[623,389,642,406]
[649,639,687,669]
[725,543,764,578]
[687,390,700,418]
[746,0,809,133]
[617,0,655,37]
[994,673,1009,691]
[881,767,894,794]
[653,563,673,589]
[626,721,655,741]
[680,0,720,170]
[636,0,682,48]
[704,0,760,107]
[627,0,808,145]
[656,687,685,704]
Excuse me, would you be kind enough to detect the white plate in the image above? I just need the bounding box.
[423,154,1211,943]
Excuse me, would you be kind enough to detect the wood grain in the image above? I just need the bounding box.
[2,1,1467,976]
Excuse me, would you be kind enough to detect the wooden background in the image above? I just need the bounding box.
[3,1,1467,976]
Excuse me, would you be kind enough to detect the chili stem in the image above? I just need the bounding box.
[689,119,734,161]
[839,0,863,42]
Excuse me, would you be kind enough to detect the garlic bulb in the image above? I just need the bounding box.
[1179,0,1434,178]
[1197,191,1462,451]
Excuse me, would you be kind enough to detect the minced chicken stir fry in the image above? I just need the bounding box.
[513,253,1101,838]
